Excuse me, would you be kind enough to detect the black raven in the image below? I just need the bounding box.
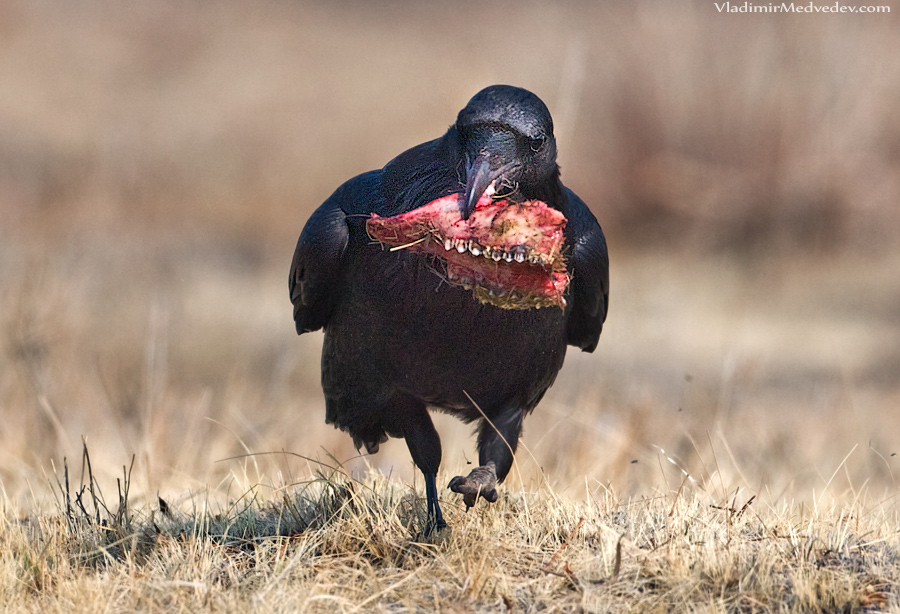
[290,85,609,532]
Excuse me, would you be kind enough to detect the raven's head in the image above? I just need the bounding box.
[456,85,559,220]
[367,86,568,310]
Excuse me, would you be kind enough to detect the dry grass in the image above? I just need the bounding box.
[2,0,900,611]
[3,450,900,612]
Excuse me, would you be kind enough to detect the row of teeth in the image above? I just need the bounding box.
[441,237,547,265]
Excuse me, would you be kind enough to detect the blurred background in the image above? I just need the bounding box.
[1,0,899,511]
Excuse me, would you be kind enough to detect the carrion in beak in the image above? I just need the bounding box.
[367,194,569,309]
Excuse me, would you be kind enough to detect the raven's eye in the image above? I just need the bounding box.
[528,136,546,153]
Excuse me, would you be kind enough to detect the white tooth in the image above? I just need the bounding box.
[456,242,466,254]
[502,251,513,262]
[444,238,452,251]
[492,250,502,262]
[514,252,525,263]
[469,244,481,256]
[483,246,492,257]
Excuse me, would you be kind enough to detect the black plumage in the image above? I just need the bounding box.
[290,85,609,532]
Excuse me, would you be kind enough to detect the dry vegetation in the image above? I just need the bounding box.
[4,450,900,612]
[1,0,899,611]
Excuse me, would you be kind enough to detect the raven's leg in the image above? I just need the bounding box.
[449,408,524,508]
[476,407,525,482]
[388,395,447,533]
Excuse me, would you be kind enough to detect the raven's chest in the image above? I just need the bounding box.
[330,246,568,411]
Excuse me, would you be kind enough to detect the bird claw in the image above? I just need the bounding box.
[449,463,499,509]
[423,517,449,537]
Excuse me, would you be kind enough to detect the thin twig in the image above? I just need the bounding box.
[543,516,585,576]
[389,236,428,251]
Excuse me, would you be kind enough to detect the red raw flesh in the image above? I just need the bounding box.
[366,193,569,309]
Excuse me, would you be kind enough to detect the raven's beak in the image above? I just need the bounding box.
[460,153,494,220]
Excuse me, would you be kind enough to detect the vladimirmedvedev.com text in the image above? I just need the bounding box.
[714,2,890,11]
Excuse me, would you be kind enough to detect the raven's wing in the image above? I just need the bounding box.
[289,171,380,334]
[561,186,609,352]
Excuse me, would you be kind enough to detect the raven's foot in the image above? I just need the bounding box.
[448,462,498,509]
[423,516,449,537]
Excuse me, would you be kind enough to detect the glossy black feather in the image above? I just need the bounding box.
[561,187,610,351]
